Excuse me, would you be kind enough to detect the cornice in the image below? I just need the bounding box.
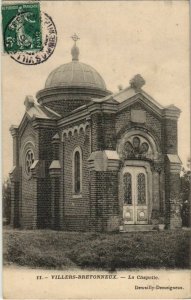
[31,118,57,129]
[36,86,111,104]
[9,125,19,137]
[87,102,118,114]
[62,121,90,140]
[162,108,181,120]
[58,108,89,127]
[58,101,118,128]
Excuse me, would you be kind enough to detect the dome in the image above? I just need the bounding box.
[45,61,107,90]
[37,36,111,117]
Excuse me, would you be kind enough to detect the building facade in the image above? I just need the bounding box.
[10,40,182,231]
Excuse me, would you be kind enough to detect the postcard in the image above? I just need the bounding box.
[2,0,191,299]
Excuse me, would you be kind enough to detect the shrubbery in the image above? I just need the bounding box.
[180,168,191,227]
[2,179,11,225]
[4,230,190,270]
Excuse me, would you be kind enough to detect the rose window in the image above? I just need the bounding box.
[25,149,34,176]
[122,136,150,160]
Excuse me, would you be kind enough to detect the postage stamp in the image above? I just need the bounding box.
[2,2,57,65]
[2,2,42,53]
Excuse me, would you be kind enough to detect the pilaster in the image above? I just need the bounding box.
[9,167,20,228]
[49,160,61,229]
[88,150,120,231]
[165,155,182,229]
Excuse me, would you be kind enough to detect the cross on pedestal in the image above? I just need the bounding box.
[71,33,80,43]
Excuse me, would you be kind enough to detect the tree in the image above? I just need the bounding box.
[2,178,11,225]
[180,161,191,227]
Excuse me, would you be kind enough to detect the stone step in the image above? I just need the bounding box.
[119,224,156,232]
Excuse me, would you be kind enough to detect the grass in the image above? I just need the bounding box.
[3,229,191,270]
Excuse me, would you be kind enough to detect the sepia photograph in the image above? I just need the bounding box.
[2,0,191,299]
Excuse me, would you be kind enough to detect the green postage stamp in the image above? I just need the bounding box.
[2,2,42,53]
[1,2,57,65]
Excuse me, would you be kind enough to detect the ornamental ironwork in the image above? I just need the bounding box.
[137,173,146,204]
[25,149,34,176]
[123,172,132,204]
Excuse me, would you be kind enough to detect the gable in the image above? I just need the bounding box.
[20,118,36,145]
[18,113,34,139]
[117,92,163,118]
[115,100,162,143]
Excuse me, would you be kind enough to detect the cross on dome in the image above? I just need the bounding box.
[71,33,80,43]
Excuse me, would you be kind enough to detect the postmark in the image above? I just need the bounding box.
[2,3,57,65]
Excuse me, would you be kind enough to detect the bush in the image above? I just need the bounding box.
[180,169,191,227]
[4,230,191,270]
[2,179,11,225]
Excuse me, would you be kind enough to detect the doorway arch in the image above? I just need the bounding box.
[117,130,161,225]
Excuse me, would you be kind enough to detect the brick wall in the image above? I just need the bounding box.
[19,122,37,155]
[19,122,37,228]
[38,128,57,162]
[89,170,119,231]
[102,113,116,150]
[37,178,52,228]
[62,126,91,231]
[21,177,37,228]
[52,177,60,229]
[45,99,89,117]
[12,135,19,166]
[10,181,20,227]
[91,112,117,151]
[116,102,162,142]
[164,119,177,154]
[91,113,104,151]
[36,127,57,228]
[19,121,57,228]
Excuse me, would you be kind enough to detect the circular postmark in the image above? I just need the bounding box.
[4,11,57,65]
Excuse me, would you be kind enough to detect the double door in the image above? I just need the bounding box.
[123,166,148,224]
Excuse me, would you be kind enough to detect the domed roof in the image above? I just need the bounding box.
[45,61,107,90]
[45,36,106,91]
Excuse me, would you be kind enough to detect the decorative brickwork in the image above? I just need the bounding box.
[44,99,89,117]
[89,170,119,231]
[116,102,162,143]
[164,119,178,154]
[10,179,20,227]
[62,127,91,231]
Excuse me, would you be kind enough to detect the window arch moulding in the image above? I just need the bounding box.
[117,130,161,162]
[72,146,83,198]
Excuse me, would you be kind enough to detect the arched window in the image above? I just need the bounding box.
[25,149,34,176]
[123,173,132,204]
[21,140,35,180]
[73,147,82,195]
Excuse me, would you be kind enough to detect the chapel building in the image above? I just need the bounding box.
[10,38,182,231]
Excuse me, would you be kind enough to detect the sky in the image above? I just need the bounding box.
[2,0,190,178]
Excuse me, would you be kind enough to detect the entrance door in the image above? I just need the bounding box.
[123,166,148,224]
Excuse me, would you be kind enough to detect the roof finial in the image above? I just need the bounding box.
[129,74,145,90]
[71,33,80,43]
[71,33,80,61]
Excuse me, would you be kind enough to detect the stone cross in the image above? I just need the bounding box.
[71,33,80,43]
